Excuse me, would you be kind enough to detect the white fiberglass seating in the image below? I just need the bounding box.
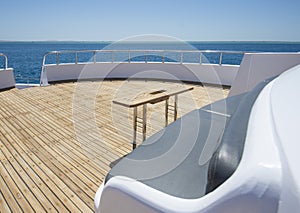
[95,64,300,213]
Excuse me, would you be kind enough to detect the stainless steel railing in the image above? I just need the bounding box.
[42,49,244,66]
[0,53,8,69]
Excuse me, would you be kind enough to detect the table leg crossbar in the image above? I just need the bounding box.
[165,95,178,126]
[132,95,178,150]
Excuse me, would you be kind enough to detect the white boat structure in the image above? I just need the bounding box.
[0,53,15,90]
[0,49,300,212]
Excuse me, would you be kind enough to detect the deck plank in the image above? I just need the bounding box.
[1,129,84,212]
[0,173,18,213]
[0,80,229,212]
[0,135,57,211]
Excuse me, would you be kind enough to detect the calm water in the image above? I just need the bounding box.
[0,41,300,84]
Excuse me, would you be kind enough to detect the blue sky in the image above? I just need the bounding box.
[1,0,300,41]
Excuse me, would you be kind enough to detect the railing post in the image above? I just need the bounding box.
[219,52,223,65]
[180,52,183,64]
[0,54,8,69]
[200,52,202,64]
[5,55,8,69]
[42,54,46,67]
[112,51,114,63]
[40,53,49,86]
[75,52,78,64]
[56,52,59,65]
[145,51,148,63]
[162,51,165,63]
[128,51,131,63]
[94,51,96,63]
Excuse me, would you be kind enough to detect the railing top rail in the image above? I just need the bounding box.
[40,49,245,86]
[0,53,8,69]
[42,49,245,67]
[43,49,245,55]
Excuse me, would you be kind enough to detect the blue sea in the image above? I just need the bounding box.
[0,41,300,84]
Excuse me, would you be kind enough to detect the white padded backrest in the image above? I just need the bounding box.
[0,68,15,90]
[229,53,300,97]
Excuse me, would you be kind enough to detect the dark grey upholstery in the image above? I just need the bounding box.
[105,77,274,199]
[206,77,274,193]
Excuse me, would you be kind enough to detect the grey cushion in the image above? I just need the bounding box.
[105,77,274,199]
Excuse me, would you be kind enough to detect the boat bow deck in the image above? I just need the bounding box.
[0,80,228,212]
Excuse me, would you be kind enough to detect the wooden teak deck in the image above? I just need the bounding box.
[0,80,229,212]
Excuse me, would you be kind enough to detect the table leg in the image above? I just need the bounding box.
[142,104,147,141]
[174,94,178,121]
[165,99,169,126]
[133,107,137,149]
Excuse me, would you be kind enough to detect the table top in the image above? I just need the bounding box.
[113,85,194,107]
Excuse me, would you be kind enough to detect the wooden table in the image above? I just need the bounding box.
[113,85,193,149]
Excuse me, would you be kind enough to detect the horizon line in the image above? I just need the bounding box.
[1,40,300,43]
